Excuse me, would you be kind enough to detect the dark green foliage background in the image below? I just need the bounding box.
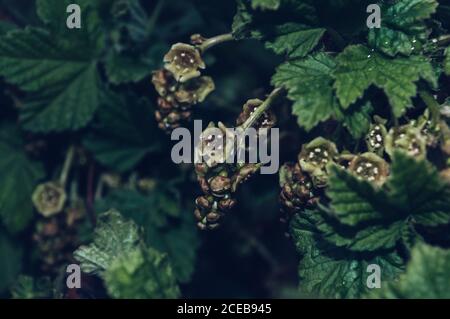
[0,0,299,298]
[1,0,450,299]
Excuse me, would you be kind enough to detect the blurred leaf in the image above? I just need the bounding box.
[105,48,162,84]
[368,0,438,57]
[370,243,450,298]
[251,0,280,11]
[95,188,180,229]
[104,247,180,299]
[445,47,450,75]
[96,188,199,283]
[84,92,162,173]
[0,124,44,233]
[74,210,180,298]
[0,231,23,294]
[10,275,52,299]
[73,210,141,275]
[103,0,165,84]
[0,21,16,35]
[335,101,373,138]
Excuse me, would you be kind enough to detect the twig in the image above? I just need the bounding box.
[59,146,75,186]
[198,33,235,53]
[86,162,96,226]
[146,0,164,36]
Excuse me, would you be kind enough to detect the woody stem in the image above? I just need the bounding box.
[198,33,235,53]
[59,146,75,186]
[241,87,284,131]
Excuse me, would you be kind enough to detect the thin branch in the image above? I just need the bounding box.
[59,146,75,186]
[198,33,235,53]
[86,162,96,226]
[146,0,164,36]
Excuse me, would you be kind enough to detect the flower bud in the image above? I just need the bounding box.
[218,198,237,211]
[206,212,221,223]
[32,182,67,217]
[208,176,231,196]
[174,76,215,104]
[190,34,207,45]
[163,43,205,82]
[279,163,316,215]
[236,99,276,129]
[231,163,261,191]
[366,123,387,155]
[298,137,338,187]
[196,123,230,168]
[386,125,427,159]
[151,69,177,97]
[348,152,389,185]
[197,177,210,194]
[195,196,212,211]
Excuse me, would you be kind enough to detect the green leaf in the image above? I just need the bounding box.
[370,243,450,298]
[265,23,325,58]
[103,0,166,84]
[0,231,23,294]
[272,53,339,130]
[387,153,450,226]
[104,50,159,84]
[290,212,404,298]
[323,153,450,252]
[84,93,162,173]
[231,0,317,41]
[368,0,438,57]
[0,27,102,132]
[319,219,404,252]
[445,47,450,75]
[231,0,254,40]
[95,189,199,283]
[335,101,373,138]
[74,210,181,298]
[0,125,44,233]
[0,20,16,35]
[10,275,52,299]
[73,210,141,275]
[326,165,392,226]
[251,0,280,10]
[103,247,180,299]
[333,45,436,116]
[95,189,180,228]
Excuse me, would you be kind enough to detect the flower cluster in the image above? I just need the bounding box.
[152,43,214,133]
[280,109,449,218]
[194,99,276,230]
